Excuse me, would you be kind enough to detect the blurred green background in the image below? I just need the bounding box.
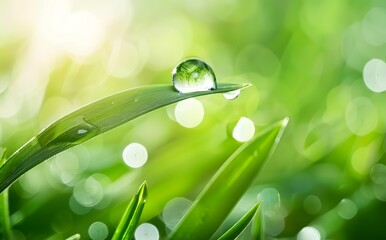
[1,0,386,239]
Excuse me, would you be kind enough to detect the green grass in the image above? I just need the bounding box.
[0,82,289,239]
[0,83,248,193]
[169,118,287,239]
[112,181,147,240]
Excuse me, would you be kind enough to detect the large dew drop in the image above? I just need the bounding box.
[172,58,217,93]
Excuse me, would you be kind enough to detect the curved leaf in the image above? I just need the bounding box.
[0,83,249,193]
[169,118,288,240]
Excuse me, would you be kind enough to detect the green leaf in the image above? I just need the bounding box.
[0,83,249,193]
[169,118,288,240]
[218,201,262,240]
[112,181,148,240]
[252,201,263,240]
[0,149,12,240]
[65,233,81,240]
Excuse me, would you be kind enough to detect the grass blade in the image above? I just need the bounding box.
[0,83,249,193]
[112,181,148,240]
[0,149,12,240]
[252,201,263,240]
[65,233,81,240]
[169,118,288,240]
[218,201,262,240]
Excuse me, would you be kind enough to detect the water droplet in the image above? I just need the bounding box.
[222,89,240,100]
[77,129,88,134]
[172,58,217,93]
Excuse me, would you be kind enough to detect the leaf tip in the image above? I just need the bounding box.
[139,181,148,202]
[281,117,289,128]
[241,83,252,90]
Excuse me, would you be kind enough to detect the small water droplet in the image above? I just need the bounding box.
[77,129,88,134]
[222,89,240,100]
[172,58,217,93]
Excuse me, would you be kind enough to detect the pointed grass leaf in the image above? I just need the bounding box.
[112,181,148,240]
[169,118,288,240]
[0,83,249,193]
[218,201,262,240]
[252,201,263,240]
[0,149,12,240]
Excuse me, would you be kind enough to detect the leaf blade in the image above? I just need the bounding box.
[0,149,12,240]
[169,118,288,240]
[218,201,262,240]
[112,181,148,240]
[0,83,248,193]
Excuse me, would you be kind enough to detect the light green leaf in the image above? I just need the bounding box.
[0,148,12,240]
[112,181,148,240]
[0,83,248,193]
[218,201,262,240]
[169,118,288,240]
[252,201,263,240]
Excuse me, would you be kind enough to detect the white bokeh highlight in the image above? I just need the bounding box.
[174,98,204,128]
[122,143,148,168]
[88,221,109,240]
[232,117,255,142]
[297,226,321,240]
[162,197,192,230]
[363,58,386,93]
[134,223,159,240]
